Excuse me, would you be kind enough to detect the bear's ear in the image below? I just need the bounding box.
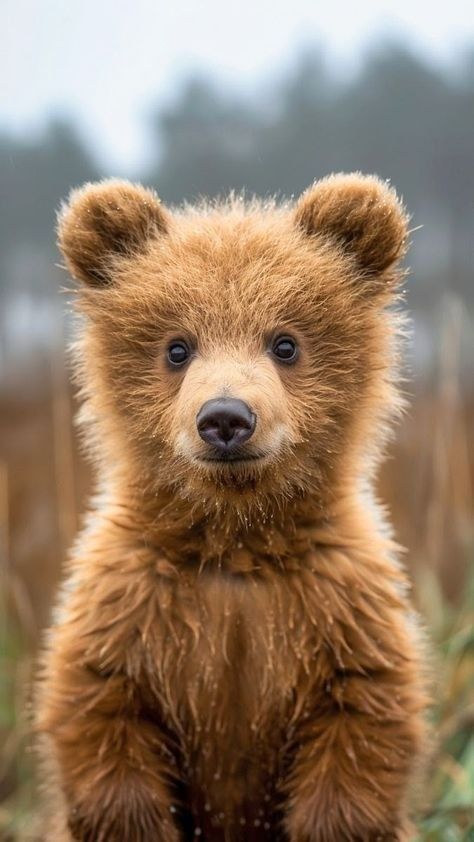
[294,173,408,282]
[57,179,169,286]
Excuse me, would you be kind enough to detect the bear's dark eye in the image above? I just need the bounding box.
[167,341,190,367]
[271,336,298,364]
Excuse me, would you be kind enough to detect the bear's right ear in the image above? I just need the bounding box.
[57,179,169,286]
[293,173,408,283]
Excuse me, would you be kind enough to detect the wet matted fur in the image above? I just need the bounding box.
[36,174,429,841]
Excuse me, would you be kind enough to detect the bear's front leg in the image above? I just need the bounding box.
[282,664,424,842]
[38,649,184,841]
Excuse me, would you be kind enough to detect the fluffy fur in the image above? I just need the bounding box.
[37,174,428,841]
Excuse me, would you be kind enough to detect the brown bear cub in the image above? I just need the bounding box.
[37,174,427,841]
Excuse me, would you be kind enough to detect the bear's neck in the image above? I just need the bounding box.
[102,477,369,573]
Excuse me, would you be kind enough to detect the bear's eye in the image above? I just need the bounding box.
[271,336,298,364]
[167,341,190,367]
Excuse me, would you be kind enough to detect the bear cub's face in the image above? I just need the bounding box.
[58,174,408,509]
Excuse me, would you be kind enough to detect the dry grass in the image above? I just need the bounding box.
[0,300,472,840]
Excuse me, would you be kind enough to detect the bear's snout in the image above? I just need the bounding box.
[196,398,256,453]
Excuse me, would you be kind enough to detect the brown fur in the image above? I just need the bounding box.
[36,174,428,841]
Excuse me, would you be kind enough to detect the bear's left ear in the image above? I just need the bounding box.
[57,179,170,287]
[294,173,409,286]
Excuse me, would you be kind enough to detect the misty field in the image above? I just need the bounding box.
[0,304,472,841]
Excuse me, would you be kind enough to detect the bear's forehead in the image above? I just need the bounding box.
[94,210,361,350]
[123,212,349,319]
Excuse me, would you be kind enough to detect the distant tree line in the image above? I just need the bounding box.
[1,43,473,311]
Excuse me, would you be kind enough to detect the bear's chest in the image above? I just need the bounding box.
[152,571,316,762]
[150,574,303,832]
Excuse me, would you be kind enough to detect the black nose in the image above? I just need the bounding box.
[196,398,256,452]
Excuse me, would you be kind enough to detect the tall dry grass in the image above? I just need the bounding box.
[0,298,472,840]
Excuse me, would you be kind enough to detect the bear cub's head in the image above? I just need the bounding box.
[58,174,408,514]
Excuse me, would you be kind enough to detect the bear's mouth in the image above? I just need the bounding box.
[197,449,267,465]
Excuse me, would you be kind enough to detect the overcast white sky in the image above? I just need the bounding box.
[2,0,473,173]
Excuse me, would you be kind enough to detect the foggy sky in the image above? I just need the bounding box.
[2,0,473,171]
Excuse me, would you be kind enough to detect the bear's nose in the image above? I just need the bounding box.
[196,398,256,452]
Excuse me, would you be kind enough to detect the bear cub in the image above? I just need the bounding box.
[37,174,427,841]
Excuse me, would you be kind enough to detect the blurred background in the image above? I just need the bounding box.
[1,1,473,839]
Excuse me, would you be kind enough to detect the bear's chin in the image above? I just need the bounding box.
[173,460,273,508]
[198,461,264,491]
